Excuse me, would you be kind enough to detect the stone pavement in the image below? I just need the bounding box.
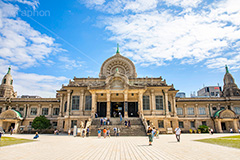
[0,134,240,160]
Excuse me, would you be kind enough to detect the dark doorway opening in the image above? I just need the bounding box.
[9,123,15,132]
[221,122,226,130]
[97,102,107,117]
[111,102,124,117]
[128,102,138,117]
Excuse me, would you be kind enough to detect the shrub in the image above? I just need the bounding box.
[32,115,51,130]
[198,125,209,133]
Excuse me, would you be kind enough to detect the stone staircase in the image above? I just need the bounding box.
[89,118,146,136]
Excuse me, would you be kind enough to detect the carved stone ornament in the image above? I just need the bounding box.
[219,110,236,118]
[0,110,23,120]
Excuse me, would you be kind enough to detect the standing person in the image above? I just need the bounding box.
[125,120,128,127]
[97,128,101,138]
[114,127,117,136]
[10,127,13,135]
[152,127,156,138]
[147,127,153,146]
[107,118,110,125]
[230,128,233,133]
[107,128,110,138]
[95,112,98,118]
[100,118,103,126]
[208,128,211,134]
[103,128,107,138]
[82,128,86,138]
[86,127,90,137]
[68,129,71,136]
[175,126,181,142]
[33,132,39,139]
[238,128,240,134]
[128,120,131,128]
[117,128,120,136]
[0,131,2,141]
[156,129,159,139]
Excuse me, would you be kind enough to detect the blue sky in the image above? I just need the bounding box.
[0,0,240,97]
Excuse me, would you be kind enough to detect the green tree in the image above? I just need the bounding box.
[32,115,51,130]
[198,125,209,133]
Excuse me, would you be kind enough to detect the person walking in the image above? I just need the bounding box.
[147,127,153,146]
[103,128,107,138]
[210,128,214,135]
[82,128,86,138]
[68,129,71,136]
[98,128,101,138]
[175,126,181,142]
[120,114,122,122]
[10,127,13,135]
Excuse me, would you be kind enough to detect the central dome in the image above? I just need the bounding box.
[99,49,137,79]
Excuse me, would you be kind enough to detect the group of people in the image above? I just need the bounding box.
[147,126,181,145]
[124,120,131,128]
[97,127,121,138]
[100,117,111,126]
[208,128,214,134]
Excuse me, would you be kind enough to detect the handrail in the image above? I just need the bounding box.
[139,112,148,132]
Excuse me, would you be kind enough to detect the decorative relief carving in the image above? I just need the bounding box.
[220,110,236,118]
[0,110,17,119]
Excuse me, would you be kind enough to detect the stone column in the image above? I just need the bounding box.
[138,92,143,114]
[195,104,198,117]
[27,104,30,118]
[49,104,53,117]
[37,104,42,116]
[80,90,84,115]
[164,90,170,117]
[23,104,27,117]
[233,119,238,133]
[107,91,111,118]
[91,91,96,115]
[66,90,71,116]
[124,91,128,118]
[59,94,63,117]
[172,94,177,117]
[151,90,155,115]
[217,119,223,133]
[183,104,187,117]
[209,104,212,117]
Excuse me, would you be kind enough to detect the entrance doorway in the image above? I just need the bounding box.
[221,122,226,131]
[97,102,107,117]
[128,102,138,117]
[111,102,124,117]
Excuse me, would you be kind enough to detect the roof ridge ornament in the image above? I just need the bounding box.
[116,43,120,55]
[225,64,229,73]
[7,66,11,74]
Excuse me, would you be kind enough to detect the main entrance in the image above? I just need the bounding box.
[128,102,138,117]
[111,102,124,117]
[97,102,107,117]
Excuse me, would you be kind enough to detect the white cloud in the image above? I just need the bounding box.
[58,56,83,70]
[85,0,240,70]
[163,0,203,8]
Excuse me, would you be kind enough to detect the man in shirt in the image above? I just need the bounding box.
[175,126,181,142]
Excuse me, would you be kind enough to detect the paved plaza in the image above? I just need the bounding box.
[1,134,240,160]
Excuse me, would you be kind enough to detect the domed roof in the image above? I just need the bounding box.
[99,45,137,78]
[1,66,13,86]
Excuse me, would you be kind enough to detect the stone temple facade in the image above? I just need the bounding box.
[1,48,240,134]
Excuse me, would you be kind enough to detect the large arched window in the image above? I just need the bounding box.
[168,101,171,112]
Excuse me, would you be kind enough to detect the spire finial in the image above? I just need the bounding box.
[116,43,120,54]
[225,64,229,73]
[7,66,11,74]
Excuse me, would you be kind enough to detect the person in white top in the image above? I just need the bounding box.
[175,126,181,142]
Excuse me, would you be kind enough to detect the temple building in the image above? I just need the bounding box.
[0,47,240,134]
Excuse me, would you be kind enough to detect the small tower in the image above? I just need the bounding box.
[222,65,240,97]
[0,66,17,98]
